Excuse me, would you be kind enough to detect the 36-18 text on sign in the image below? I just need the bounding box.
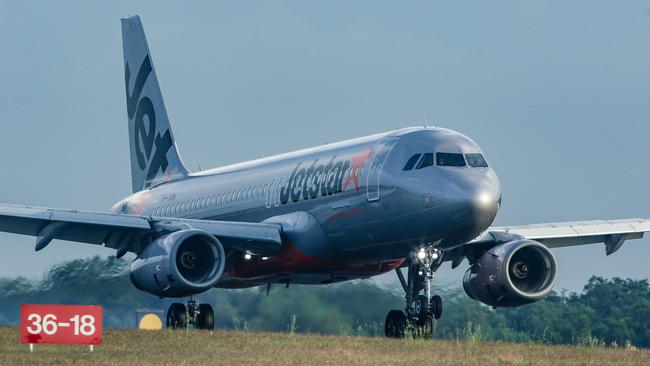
[19,304,102,345]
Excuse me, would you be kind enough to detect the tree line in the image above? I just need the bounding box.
[1,256,649,347]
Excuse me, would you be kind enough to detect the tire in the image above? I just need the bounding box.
[414,295,430,322]
[197,303,214,330]
[166,303,187,329]
[384,310,406,338]
[430,295,443,320]
[417,316,434,339]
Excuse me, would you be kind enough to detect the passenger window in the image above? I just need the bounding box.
[436,152,466,167]
[403,154,422,171]
[415,153,434,169]
[465,153,488,168]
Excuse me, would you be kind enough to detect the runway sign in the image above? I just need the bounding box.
[19,304,102,345]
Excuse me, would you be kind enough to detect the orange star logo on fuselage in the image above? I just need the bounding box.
[343,149,374,192]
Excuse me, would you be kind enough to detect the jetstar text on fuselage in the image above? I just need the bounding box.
[279,150,373,205]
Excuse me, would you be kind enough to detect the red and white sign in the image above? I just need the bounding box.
[19,304,102,345]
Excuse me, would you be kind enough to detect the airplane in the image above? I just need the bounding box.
[2,15,650,338]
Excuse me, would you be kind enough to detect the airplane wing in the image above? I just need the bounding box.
[445,218,650,269]
[0,204,282,257]
[488,219,650,253]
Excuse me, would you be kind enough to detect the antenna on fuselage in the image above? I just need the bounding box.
[423,115,429,128]
[260,148,265,158]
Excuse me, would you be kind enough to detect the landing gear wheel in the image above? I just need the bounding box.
[385,310,406,338]
[430,295,443,320]
[167,303,187,329]
[414,295,430,323]
[416,316,434,338]
[196,303,214,330]
[413,295,433,338]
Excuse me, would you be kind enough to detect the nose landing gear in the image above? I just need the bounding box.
[385,247,444,338]
[166,296,214,330]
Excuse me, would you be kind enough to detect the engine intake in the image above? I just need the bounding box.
[130,229,225,297]
[463,239,556,307]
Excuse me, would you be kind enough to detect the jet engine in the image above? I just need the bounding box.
[463,239,556,307]
[130,229,225,297]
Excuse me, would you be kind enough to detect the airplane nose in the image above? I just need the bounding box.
[474,187,501,215]
[444,175,501,230]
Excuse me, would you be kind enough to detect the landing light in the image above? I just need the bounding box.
[244,253,252,261]
[431,251,439,260]
[477,192,493,207]
[417,249,426,260]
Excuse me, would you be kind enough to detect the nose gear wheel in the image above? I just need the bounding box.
[385,246,444,338]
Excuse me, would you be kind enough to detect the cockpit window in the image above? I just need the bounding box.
[436,152,466,167]
[403,154,421,171]
[465,153,488,168]
[416,153,434,169]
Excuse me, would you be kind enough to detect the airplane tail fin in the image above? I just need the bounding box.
[121,15,189,193]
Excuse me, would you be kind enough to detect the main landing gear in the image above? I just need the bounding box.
[166,296,214,330]
[385,246,443,339]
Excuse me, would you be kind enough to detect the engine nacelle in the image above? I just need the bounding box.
[463,239,557,307]
[130,229,225,297]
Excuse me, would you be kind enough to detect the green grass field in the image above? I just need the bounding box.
[1,327,649,366]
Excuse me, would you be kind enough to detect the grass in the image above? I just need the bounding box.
[1,326,650,366]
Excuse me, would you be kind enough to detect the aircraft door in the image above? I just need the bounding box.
[366,136,399,202]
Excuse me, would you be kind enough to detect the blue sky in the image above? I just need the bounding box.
[1,1,650,291]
